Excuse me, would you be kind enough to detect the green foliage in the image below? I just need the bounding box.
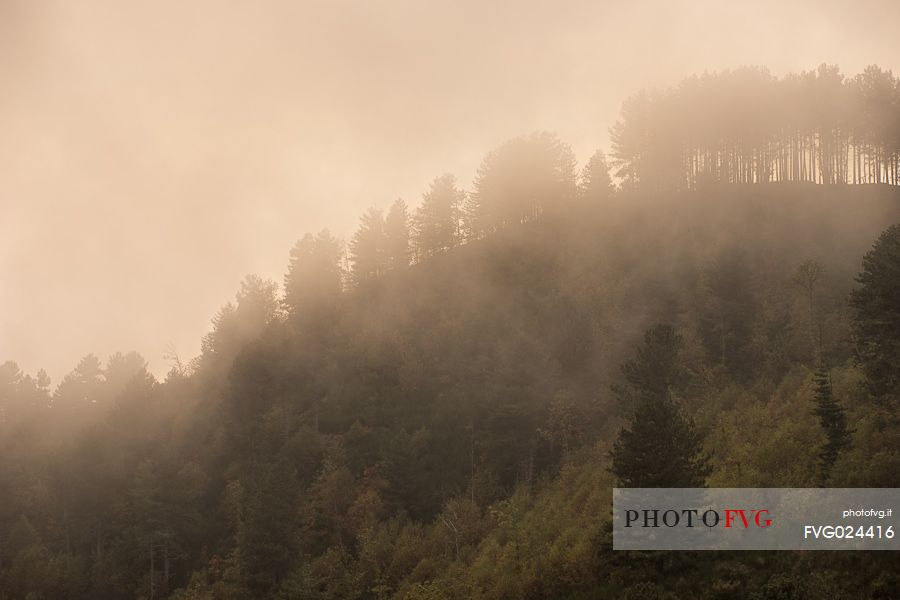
[2,104,900,599]
[609,325,710,487]
[850,223,900,404]
[704,367,820,487]
[619,324,689,403]
[811,366,852,482]
[237,460,301,595]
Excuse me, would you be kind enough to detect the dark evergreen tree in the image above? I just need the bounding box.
[610,395,710,488]
[849,224,900,404]
[618,324,689,403]
[236,461,300,595]
[609,325,710,487]
[811,365,851,483]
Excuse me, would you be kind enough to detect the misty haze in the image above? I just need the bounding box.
[1,1,900,599]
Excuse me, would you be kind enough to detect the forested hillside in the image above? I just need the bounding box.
[610,65,900,189]
[2,65,900,599]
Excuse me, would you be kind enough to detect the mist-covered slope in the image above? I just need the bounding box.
[1,184,899,599]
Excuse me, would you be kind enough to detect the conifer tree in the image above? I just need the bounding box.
[384,199,411,271]
[609,325,710,487]
[237,461,300,595]
[200,275,280,366]
[459,191,482,242]
[349,207,386,285]
[578,150,614,202]
[283,229,344,324]
[849,224,900,404]
[54,354,104,407]
[414,174,463,259]
[473,132,577,231]
[812,365,851,482]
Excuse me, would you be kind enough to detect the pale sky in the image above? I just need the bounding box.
[2,0,899,381]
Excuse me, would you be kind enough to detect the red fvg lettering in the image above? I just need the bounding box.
[724,509,772,528]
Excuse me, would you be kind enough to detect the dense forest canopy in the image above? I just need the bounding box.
[2,66,900,599]
[610,65,900,189]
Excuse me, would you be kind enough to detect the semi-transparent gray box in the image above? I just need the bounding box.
[613,488,898,550]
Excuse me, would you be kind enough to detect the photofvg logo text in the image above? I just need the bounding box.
[613,488,899,550]
[624,507,772,529]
